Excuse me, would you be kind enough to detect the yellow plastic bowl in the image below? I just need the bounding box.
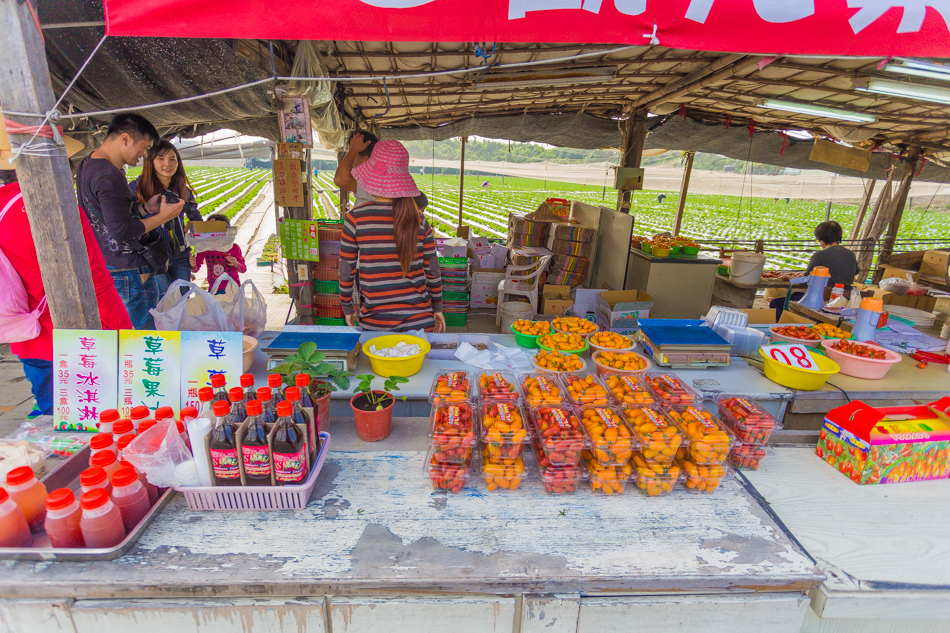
[361,334,431,377]
[759,345,840,390]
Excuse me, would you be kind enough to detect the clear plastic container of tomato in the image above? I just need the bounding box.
[533,443,587,495]
[642,373,701,407]
[716,395,779,445]
[677,458,733,494]
[428,402,477,465]
[631,452,681,497]
[428,370,473,405]
[666,404,735,465]
[520,372,566,407]
[577,405,636,466]
[727,442,771,470]
[477,370,522,404]
[582,450,631,495]
[529,405,586,466]
[601,373,656,406]
[622,405,685,464]
[481,446,528,491]
[425,450,473,493]
[561,373,611,406]
[479,401,531,463]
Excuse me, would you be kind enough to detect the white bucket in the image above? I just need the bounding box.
[500,301,534,331]
[729,252,766,285]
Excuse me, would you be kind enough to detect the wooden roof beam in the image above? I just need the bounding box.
[631,54,759,110]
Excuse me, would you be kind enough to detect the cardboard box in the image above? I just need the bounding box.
[879,265,920,282]
[470,281,501,309]
[919,250,950,280]
[573,289,605,320]
[595,290,654,329]
[490,244,508,268]
[469,236,492,256]
[542,285,573,316]
[510,246,552,267]
[818,399,950,485]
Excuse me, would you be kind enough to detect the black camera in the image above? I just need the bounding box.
[162,189,200,217]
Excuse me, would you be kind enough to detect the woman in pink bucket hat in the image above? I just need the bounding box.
[339,140,445,332]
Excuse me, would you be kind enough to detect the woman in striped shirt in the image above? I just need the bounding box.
[339,140,445,332]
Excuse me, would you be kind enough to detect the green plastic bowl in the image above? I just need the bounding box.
[642,243,652,254]
[511,323,545,349]
[538,338,590,357]
[683,246,700,255]
[670,245,682,254]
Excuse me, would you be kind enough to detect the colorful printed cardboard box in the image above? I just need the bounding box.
[818,399,950,484]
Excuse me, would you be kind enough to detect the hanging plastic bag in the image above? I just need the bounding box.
[123,420,200,487]
[210,274,268,338]
[150,280,233,332]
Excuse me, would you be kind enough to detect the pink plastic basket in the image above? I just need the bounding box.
[175,432,330,510]
[819,340,901,380]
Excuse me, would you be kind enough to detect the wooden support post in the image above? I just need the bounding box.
[672,151,694,236]
[617,109,647,214]
[336,149,349,217]
[456,135,467,236]
[849,179,875,240]
[874,147,921,283]
[0,0,101,329]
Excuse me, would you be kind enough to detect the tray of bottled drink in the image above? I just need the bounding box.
[0,444,175,561]
[175,432,331,511]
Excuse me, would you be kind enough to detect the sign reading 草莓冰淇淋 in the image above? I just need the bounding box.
[53,329,120,432]
[118,330,181,417]
[179,331,244,411]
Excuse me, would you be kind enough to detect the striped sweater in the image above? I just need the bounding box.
[339,201,443,331]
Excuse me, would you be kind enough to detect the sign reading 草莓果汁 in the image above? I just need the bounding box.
[179,331,244,411]
[118,330,182,417]
[53,330,120,432]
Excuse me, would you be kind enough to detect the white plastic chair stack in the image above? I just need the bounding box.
[494,254,553,326]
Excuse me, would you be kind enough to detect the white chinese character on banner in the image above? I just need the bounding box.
[509,0,644,19]
[686,0,815,22]
[847,0,950,33]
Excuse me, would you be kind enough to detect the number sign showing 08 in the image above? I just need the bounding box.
[766,344,820,372]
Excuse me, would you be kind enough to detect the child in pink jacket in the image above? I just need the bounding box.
[189,214,247,293]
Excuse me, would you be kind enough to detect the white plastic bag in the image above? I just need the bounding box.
[211,274,268,338]
[123,420,200,487]
[150,280,233,332]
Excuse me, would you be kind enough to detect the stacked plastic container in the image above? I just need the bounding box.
[705,306,768,358]
[717,395,778,470]
[426,371,476,493]
[439,257,470,328]
[622,405,685,497]
[312,220,346,325]
[478,372,529,492]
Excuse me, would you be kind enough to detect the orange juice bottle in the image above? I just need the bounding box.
[79,489,126,549]
[88,432,117,465]
[90,451,122,481]
[5,466,47,532]
[80,467,112,496]
[0,487,32,547]
[44,488,84,548]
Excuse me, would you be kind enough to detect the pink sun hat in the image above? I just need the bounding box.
[352,139,421,199]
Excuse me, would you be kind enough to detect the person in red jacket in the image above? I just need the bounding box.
[0,168,133,416]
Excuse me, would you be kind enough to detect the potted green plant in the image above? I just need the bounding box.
[350,374,408,442]
[270,342,351,433]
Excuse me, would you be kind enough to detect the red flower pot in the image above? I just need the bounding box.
[350,391,394,442]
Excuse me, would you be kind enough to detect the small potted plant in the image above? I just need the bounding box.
[350,374,408,442]
[271,342,351,433]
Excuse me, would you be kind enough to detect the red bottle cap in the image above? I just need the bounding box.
[80,488,110,511]
[212,401,230,417]
[112,419,134,435]
[90,451,117,468]
[6,466,35,487]
[295,373,311,387]
[45,488,77,511]
[99,409,120,425]
[210,374,226,388]
[154,406,174,420]
[80,467,107,488]
[90,433,115,450]
[179,406,198,420]
[240,373,255,388]
[285,386,301,402]
[198,386,215,402]
[138,419,157,433]
[256,387,272,401]
[277,401,292,417]
[111,467,139,488]
[130,405,150,421]
[267,374,282,388]
[0,488,9,504]
[228,387,245,402]
[245,400,262,416]
[116,435,136,451]
[176,420,185,433]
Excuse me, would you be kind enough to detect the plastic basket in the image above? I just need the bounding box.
[313,279,340,294]
[318,227,343,242]
[313,257,339,280]
[319,240,341,257]
[443,291,470,302]
[176,432,330,511]
[440,257,470,269]
[316,305,345,319]
[315,293,342,308]
[444,312,468,327]
[315,317,347,326]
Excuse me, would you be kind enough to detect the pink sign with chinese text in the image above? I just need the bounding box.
[53,330,119,432]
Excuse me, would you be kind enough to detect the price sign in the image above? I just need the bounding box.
[764,344,820,372]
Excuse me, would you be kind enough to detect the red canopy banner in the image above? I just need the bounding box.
[103,0,950,57]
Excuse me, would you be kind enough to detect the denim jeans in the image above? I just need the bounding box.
[109,267,159,329]
[19,358,53,416]
[154,256,193,298]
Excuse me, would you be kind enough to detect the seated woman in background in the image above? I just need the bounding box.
[806,221,859,291]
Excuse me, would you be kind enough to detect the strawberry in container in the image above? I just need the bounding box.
[632,453,680,497]
[521,373,564,407]
[563,373,610,406]
[728,443,769,470]
[481,446,526,491]
[478,371,521,404]
[679,458,730,493]
[480,402,530,462]
[643,373,700,407]
[667,405,734,465]
[429,370,472,406]
[531,406,586,466]
[428,403,477,465]
[623,406,684,464]
[532,443,585,494]
[604,374,655,406]
[426,453,472,493]
[583,450,631,495]
[717,396,777,445]
[579,406,635,466]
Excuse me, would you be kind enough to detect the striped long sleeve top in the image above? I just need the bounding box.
[339,201,443,331]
